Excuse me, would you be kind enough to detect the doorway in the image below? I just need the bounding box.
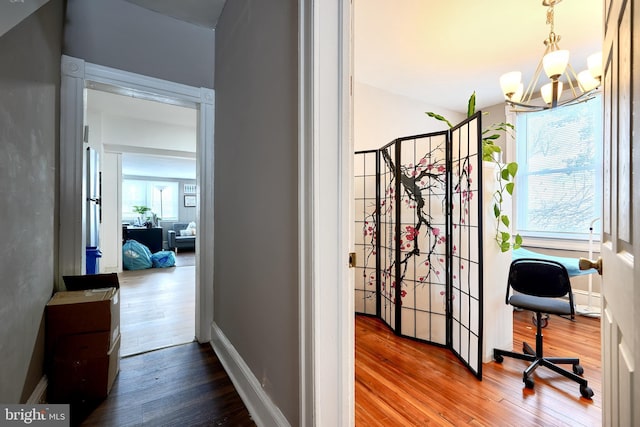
[59,55,215,345]
[85,88,198,356]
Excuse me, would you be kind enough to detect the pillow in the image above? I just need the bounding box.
[180,229,191,237]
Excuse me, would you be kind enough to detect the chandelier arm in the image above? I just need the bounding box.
[522,55,547,103]
[563,62,582,97]
[506,89,598,112]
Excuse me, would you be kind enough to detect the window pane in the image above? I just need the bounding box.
[150,182,178,221]
[122,180,147,220]
[516,95,602,239]
[122,179,179,222]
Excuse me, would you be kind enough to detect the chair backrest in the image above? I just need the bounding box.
[173,223,189,233]
[507,258,572,298]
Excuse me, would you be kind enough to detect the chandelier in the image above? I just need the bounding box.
[499,0,602,110]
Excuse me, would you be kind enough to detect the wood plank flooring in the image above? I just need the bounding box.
[78,342,255,427]
[118,252,196,356]
[356,310,601,426]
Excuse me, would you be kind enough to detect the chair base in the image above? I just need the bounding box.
[494,342,594,399]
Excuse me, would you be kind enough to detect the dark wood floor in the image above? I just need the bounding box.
[78,342,255,427]
[356,310,602,426]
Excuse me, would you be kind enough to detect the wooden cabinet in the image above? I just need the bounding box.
[124,227,163,253]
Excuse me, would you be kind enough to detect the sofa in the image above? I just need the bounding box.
[167,222,196,253]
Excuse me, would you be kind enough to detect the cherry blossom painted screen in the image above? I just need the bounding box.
[352,113,483,380]
[379,142,397,328]
[448,113,483,379]
[354,150,378,316]
[391,132,449,345]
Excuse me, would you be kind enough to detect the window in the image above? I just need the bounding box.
[122,179,179,222]
[515,95,603,240]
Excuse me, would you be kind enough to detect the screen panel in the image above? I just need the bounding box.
[395,134,448,344]
[354,150,379,315]
[379,145,396,329]
[448,113,483,379]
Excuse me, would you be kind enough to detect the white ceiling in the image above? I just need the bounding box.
[122,153,196,180]
[88,0,603,178]
[355,0,602,112]
[87,90,197,180]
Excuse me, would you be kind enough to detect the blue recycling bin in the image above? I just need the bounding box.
[86,246,102,275]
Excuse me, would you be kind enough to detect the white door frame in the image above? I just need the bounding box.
[59,55,215,343]
[299,1,354,425]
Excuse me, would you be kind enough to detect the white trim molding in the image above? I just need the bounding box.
[298,1,354,425]
[210,323,289,427]
[26,375,48,404]
[58,55,214,343]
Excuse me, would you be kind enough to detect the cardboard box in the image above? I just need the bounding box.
[49,332,121,403]
[46,287,120,359]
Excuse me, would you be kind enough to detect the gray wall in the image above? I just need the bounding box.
[0,0,63,402]
[214,1,299,423]
[63,0,215,89]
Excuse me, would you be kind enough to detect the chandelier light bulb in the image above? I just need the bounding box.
[541,81,563,104]
[499,71,522,99]
[543,50,570,79]
[587,52,603,80]
[578,70,600,92]
[512,83,524,103]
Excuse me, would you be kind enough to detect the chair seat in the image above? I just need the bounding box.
[509,294,572,316]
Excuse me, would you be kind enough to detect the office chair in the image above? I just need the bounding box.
[493,258,594,399]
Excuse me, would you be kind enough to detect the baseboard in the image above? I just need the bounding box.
[210,322,289,427]
[26,375,47,404]
[573,289,601,312]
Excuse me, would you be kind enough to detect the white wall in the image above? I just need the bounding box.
[101,152,122,273]
[354,81,465,151]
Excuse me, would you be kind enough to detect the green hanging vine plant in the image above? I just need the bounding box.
[426,92,522,252]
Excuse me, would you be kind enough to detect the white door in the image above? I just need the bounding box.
[600,0,638,425]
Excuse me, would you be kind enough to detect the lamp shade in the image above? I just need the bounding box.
[541,81,563,104]
[543,50,570,78]
[499,71,522,98]
[578,69,600,92]
[587,52,603,79]
[512,83,524,103]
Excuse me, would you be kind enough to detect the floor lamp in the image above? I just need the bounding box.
[155,185,168,223]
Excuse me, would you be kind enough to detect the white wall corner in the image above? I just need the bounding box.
[210,323,290,427]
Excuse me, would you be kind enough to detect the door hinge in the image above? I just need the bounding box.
[348,252,356,268]
[83,125,89,143]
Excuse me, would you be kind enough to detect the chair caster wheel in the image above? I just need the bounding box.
[580,385,594,399]
[573,364,584,375]
[494,354,503,363]
[524,377,534,389]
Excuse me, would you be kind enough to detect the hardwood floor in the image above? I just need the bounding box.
[356,310,602,426]
[78,342,255,427]
[118,252,196,356]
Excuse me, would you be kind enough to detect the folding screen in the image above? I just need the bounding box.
[354,150,378,316]
[354,113,483,379]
